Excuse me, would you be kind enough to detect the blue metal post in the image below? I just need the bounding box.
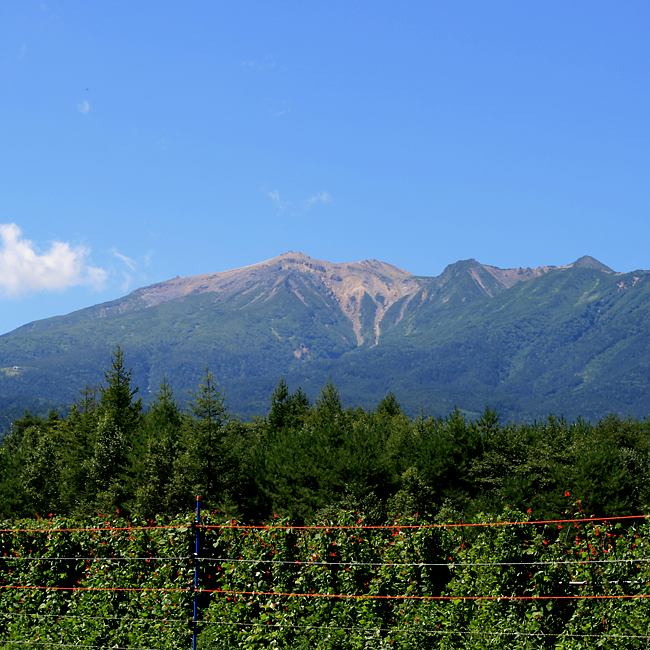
[192,495,201,650]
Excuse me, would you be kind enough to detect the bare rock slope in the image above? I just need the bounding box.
[124,252,606,346]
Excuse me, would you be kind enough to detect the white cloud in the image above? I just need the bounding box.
[19,44,27,58]
[268,190,291,214]
[77,100,90,114]
[0,223,107,297]
[111,247,136,271]
[303,191,332,210]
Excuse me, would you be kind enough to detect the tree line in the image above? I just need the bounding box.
[1,346,649,523]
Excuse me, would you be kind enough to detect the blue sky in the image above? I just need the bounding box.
[1,1,649,334]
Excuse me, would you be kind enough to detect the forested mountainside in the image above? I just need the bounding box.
[1,251,649,425]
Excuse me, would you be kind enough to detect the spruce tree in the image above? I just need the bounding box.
[99,345,142,435]
[176,367,229,510]
[84,346,142,513]
[135,377,183,517]
[268,377,309,433]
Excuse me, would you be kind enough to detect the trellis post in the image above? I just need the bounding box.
[192,495,201,650]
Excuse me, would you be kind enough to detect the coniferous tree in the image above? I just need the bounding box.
[267,377,309,433]
[315,379,342,417]
[87,410,129,513]
[0,412,62,517]
[99,345,142,435]
[0,417,33,517]
[135,377,184,517]
[376,392,402,418]
[59,385,100,513]
[21,424,63,516]
[83,347,142,513]
[173,367,229,511]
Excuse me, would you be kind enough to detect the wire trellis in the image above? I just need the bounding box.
[2,501,650,649]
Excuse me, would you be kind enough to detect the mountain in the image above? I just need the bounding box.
[0,251,648,426]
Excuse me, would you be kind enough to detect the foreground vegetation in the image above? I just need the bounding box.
[1,508,648,648]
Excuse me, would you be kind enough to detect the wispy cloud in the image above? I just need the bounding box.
[303,191,332,210]
[268,190,291,214]
[77,100,90,114]
[120,273,133,292]
[111,248,136,271]
[269,99,290,118]
[111,248,137,292]
[0,223,107,297]
[267,189,332,215]
[19,44,27,58]
[241,55,276,71]
[109,247,152,292]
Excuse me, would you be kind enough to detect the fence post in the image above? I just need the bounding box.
[192,495,201,650]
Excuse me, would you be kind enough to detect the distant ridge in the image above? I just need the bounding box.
[2,251,649,426]
[7,252,616,342]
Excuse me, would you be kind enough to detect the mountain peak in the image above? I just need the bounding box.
[570,256,614,273]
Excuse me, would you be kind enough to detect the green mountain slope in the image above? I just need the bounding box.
[0,252,646,423]
[305,265,650,421]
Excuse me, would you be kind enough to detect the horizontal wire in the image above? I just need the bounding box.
[2,556,188,562]
[199,513,650,530]
[3,614,648,640]
[3,555,648,569]
[0,524,187,533]
[0,585,188,593]
[4,583,647,599]
[201,588,650,600]
[0,642,162,650]
[196,620,650,639]
[1,628,649,645]
[6,612,648,638]
[199,556,650,568]
[564,581,637,585]
[2,612,189,625]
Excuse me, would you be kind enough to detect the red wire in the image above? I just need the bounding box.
[198,514,650,530]
[1,514,647,534]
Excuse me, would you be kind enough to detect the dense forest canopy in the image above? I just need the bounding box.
[1,347,648,524]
